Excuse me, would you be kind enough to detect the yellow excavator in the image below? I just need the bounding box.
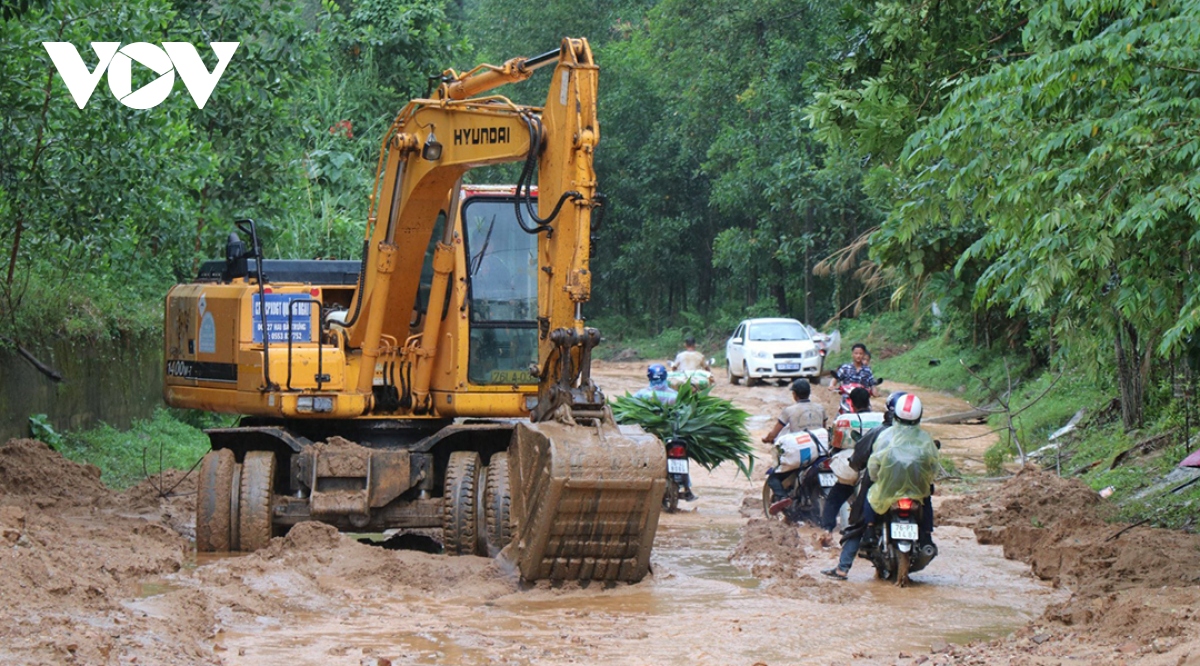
[164,39,665,582]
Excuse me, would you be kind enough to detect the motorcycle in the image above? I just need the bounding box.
[858,495,938,587]
[832,375,884,415]
[663,437,690,513]
[761,429,836,524]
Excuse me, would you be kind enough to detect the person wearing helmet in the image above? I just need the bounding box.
[762,378,828,515]
[634,364,678,404]
[634,364,698,501]
[816,391,905,546]
[823,392,938,580]
[865,393,938,520]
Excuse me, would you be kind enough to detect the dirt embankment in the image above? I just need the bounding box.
[933,467,1200,664]
[6,401,1200,664]
[0,438,517,666]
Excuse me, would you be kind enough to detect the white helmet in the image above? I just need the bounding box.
[894,393,923,424]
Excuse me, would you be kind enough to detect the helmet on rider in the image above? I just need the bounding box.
[885,391,909,415]
[893,393,923,425]
[647,364,668,385]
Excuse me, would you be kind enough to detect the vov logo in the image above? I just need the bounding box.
[42,42,239,110]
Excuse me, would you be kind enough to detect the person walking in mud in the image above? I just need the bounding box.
[763,378,827,514]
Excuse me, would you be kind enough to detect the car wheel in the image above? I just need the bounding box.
[744,362,759,387]
[727,361,739,385]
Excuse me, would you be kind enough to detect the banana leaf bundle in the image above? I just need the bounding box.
[611,383,755,480]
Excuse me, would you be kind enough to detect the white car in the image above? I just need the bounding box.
[726,318,823,385]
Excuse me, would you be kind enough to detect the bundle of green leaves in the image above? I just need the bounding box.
[611,383,755,480]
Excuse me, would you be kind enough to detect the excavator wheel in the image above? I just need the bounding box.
[238,451,277,552]
[442,451,481,555]
[474,463,489,557]
[484,452,512,556]
[196,448,235,552]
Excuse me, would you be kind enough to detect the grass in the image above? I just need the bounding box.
[39,408,228,490]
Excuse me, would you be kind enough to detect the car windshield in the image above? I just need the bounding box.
[748,321,810,341]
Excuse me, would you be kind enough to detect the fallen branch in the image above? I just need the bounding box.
[1,336,63,382]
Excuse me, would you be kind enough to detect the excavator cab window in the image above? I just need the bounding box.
[464,197,538,385]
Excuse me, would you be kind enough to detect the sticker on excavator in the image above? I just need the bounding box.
[251,294,314,343]
[489,369,536,384]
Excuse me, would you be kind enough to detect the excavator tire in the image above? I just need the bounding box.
[196,449,235,552]
[508,417,666,583]
[474,463,490,557]
[443,451,481,555]
[484,452,512,556]
[238,451,277,552]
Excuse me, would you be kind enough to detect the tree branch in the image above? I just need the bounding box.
[1,337,63,382]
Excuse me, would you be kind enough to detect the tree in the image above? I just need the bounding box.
[890,0,1200,428]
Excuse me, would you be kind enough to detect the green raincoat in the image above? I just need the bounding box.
[866,423,938,514]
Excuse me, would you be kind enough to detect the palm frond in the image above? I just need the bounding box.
[611,384,755,480]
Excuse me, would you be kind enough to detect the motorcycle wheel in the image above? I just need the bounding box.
[896,551,911,587]
[664,477,680,513]
[792,474,825,525]
[761,481,776,519]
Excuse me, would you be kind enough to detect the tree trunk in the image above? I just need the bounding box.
[1114,316,1145,429]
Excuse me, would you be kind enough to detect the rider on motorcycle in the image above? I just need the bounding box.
[634,364,678,404]
[830,343,878,397]
[820,391,902,547]
[635,364,699,502]
[823,392,936,580]
[865,394,938,528]
[670,337,710,373]
[763,378,827,515]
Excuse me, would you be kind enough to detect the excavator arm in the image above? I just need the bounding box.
[344,39,663,581]
[345,38,605,422]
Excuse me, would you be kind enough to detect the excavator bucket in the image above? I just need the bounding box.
[508,418,665,583]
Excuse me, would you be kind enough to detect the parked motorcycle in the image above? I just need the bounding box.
[663,437,690,513]
[858,496,938,587]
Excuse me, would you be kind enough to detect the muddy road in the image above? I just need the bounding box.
[3,360,1200,665]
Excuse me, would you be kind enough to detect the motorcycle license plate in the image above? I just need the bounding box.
[890,522,919,541]
[667,458,689,475]
[776,363,800,371]
[818,473,837,487]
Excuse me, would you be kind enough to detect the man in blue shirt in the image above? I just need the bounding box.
[831,343,877,396]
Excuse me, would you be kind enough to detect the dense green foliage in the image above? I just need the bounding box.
[611,383,755,479]
[0,0,461,347]
[3,0,1198,445]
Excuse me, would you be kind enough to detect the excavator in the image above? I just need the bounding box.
[164,39,666,582]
